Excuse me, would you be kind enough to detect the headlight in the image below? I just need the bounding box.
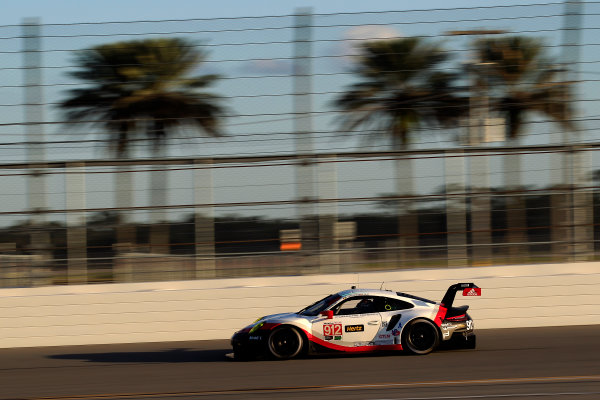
[249,322,264,334]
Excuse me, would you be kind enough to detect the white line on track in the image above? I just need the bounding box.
[14,375,600,400]
[324,375,600,391]
[372,391,600,400]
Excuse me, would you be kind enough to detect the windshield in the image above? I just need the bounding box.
[298,294,341,316]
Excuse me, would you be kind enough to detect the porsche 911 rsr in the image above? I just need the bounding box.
[231,282,481,360]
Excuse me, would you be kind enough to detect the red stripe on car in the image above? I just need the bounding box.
[446,314,466,321]
[256,323,281,331]
[301,329,403,352]
[433,305,447,327]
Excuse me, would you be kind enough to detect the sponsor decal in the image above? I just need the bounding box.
[443,331,450,338]
[463,288,482,296]
[391,329,400,336]
[378,334,391,339]
[381,321,388,328]
[334,336,342,340]
[443,322,468,331]
[248,336,262,340]
[323,323,342,336]
[325,335,333,341]
[345,324,364,333]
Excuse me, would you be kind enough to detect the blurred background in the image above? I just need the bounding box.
[0,0,598,286]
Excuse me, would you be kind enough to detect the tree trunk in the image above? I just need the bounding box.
[445,150,468,267]
[149,119,169,257]
[503,141,527,264]
[395,155,418,267]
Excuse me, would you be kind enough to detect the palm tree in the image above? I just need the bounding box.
[60,37,226,157]
[472,35,576,262]
[472,35,572,139]
[334,37,466,147]
[60,38,227,264]
[333,37,467,266]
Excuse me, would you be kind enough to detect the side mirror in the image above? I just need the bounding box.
[320,310,334,319]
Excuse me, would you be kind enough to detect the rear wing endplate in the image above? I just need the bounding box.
[440,282,481,308]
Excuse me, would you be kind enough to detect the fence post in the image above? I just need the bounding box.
[149,153,169,256]
[318,155,339,273]
[470,152,493,265]
[396,154,418,267]
[503,145,527,264]
[66,162,87,284]
[194,159,216,278]
[23,18,52,285]
[293,8,319,273]
[445,150,468,267]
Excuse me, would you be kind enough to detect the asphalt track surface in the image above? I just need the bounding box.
[0,325,598,400]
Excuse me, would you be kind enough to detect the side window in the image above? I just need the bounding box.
[334,297,377,315]
[378,297,414,312]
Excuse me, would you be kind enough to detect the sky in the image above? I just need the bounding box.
[0,1,546,25]
[0,1,598,226]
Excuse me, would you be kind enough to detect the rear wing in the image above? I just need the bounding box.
[440,283,481,309]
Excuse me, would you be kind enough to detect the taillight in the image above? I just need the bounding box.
[445,314,468,321]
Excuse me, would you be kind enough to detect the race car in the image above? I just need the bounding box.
[231,282,481,360]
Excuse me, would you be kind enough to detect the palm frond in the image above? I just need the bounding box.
[59,37,228,155]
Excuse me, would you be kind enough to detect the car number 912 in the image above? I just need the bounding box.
[323,323,342,336]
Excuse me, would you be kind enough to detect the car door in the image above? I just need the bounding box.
[312,296,382,348]
[374,296,416,345]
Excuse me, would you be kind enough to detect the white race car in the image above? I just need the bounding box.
[231,282,481,360]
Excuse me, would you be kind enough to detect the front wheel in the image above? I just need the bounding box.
[267,326,304,360]
[403,319,439,355]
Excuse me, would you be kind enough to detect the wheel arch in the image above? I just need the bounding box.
[401,316,442,354]
[269,323,309,356]
[401,316,442,340]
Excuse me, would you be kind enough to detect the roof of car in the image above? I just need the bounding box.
[336,288,438,305]
[337,288,400,298]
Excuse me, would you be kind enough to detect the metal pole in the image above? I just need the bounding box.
[293,8,318,273]
[66,162,87,284]
[561,0,592,261]
[470,152,492,265]
[318,156,339,273]
[23,18,51,285]
[446,30,506,267]
[445,151,468,267]
[395,141,417,267]
[23,18,46,210]
[149,147,169,256]
[194,159,216,279]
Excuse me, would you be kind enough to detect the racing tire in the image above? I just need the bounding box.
[402,319,440,355]
[267,326,304,360]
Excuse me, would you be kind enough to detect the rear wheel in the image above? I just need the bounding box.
[267,326,303,360]
[403,319,439,355]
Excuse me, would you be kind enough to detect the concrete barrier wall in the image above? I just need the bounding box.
[0,262,598,348]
